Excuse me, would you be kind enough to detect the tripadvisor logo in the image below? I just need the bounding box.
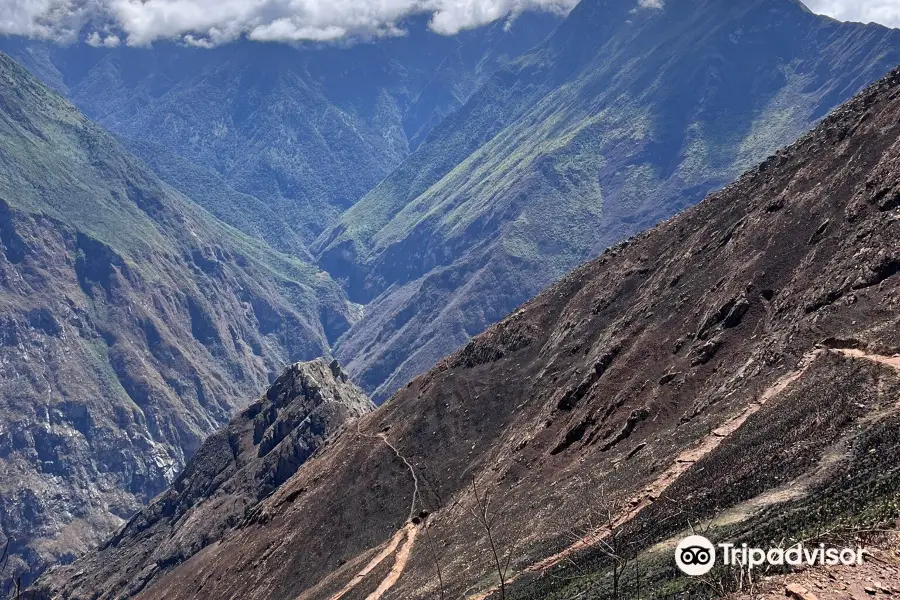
[675,535,868,576]
[675,536,716,576]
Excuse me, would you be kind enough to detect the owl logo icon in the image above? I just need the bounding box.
[676,535,716,576]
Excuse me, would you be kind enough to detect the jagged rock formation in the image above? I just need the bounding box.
[0,52,356,586]
[33,60,900,600]
[33,360,373,599]
[316,0,900,401]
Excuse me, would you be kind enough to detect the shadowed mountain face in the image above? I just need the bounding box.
[315,0,900,401]
[0,52,358,587]
[0,13,562,256]
[35,62,900,600]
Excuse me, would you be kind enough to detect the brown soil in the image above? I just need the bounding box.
[727,533,900,600]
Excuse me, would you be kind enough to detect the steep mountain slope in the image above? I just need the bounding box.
[401,13,568,153]
[0,14,561,251]
[0,52,355,586]
[35,360,372,598]
[317,0,900,400]
[36,61,900,600]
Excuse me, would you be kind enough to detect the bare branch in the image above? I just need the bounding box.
[420,525,446,600]
[469,476,519,600]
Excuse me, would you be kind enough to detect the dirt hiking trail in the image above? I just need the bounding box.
[467,347,900,599]
[314,423,423,600]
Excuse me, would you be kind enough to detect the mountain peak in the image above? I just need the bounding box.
[34,359,373,598]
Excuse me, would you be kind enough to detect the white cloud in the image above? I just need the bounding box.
[803,0,900,29]
[1,0,897,48]
[0,0,579,46]
[0,0,99,43]
[636,0,664,10]
[86,30,120,46]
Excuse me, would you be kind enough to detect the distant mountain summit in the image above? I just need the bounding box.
[316,0,900,400]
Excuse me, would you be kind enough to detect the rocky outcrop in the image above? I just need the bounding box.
[33,360,373,599]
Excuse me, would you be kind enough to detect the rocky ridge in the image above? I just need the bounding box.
[34,359,372,598]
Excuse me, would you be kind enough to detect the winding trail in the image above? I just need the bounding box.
[318,422,422,600]
[468,346,900,599]
[834,348,900,372]
[524,349,825,576]
[324,528,411,600]
[377,432,421,522]
[308,347,900,600]
[363,524,420,600]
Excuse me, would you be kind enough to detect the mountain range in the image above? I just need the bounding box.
[0,15,564,585]
[34,59,900,600]
[1,13,561,254]
[6,2,900,403]
[1,0,900,594]
[316,0,900,400]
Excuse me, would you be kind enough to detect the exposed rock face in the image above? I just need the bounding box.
[0,52,356,586]
[33,64,900,600]
[33,359,373,598]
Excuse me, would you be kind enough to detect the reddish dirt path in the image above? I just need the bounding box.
[313,423,423,600]
[468,349,828,600]
[323,527,411,600]
[315,347,900,600]
[835,348,900,371]
[527,350,825,574]
[363,524,420,600]
[468,346,900,599]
